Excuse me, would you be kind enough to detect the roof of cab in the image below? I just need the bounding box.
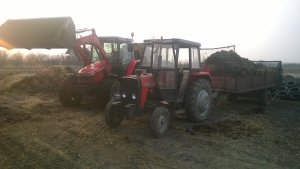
[99,36,132,43]
[143,38,200,48]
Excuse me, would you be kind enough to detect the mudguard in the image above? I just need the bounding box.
[126,59,139,75]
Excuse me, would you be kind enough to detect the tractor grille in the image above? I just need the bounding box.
[120,76,140,105]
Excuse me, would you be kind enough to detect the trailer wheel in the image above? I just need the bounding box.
[262,90,272,105]
[104,101,123,128]
[150,106,170,138]
[185,79,212,122]
[59,81,82,107]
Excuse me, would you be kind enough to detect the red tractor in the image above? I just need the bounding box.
[59,31,141,107]
[105,38,212,137]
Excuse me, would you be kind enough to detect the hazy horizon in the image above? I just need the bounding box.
[0,0,299,63]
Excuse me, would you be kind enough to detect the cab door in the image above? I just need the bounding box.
[153,43,177,102]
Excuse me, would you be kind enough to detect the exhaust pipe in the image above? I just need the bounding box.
[0,17,76,49]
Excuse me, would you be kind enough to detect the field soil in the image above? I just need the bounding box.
[0,69,299,169]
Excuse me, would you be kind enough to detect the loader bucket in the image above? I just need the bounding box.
[0,17,76,49]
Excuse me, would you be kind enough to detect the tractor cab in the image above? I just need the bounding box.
[105,38,212,138]
[140,39,203,102]
[100,36,135,75]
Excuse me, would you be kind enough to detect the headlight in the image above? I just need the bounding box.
[131,93,136,100]
[122,92,127,98]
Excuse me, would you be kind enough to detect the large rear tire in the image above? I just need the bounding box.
[185,79,212,122]
[150,106,170,138]
[59,81,82,107]
[104,100,124,128]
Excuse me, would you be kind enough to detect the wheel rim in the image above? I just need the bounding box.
[196,89,210,116]
[157,115,168,133]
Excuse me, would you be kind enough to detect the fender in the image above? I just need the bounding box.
[191,71,212,82]
[126,58,140,75]
[159,101,173,114]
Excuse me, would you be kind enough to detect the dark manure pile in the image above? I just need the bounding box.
[204,50,276,76]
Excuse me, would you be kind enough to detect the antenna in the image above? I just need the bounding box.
[131,32,134,42]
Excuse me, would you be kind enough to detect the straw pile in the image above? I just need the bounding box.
[0,66,75,93]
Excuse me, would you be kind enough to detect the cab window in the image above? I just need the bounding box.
[191,48,200,68]
[103,42,118,63]
[178,48,189,68]
[160,45,175,68]
[141,44,152,67]
[85,44,101,63]
[120,43,133,65]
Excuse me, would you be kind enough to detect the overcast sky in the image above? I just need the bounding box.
[0,0,299,62]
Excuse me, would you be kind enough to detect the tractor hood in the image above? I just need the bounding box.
[0,17,76,49]
[78,62,104,75]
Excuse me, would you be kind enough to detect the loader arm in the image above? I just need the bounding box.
[74,29,109,66]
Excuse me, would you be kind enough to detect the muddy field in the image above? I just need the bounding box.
[0,69,299,169]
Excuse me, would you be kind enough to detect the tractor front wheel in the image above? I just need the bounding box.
[185,79,212,122]
[109,80,121,100]
[59,81,82,107]
[104,100,124,128]
[98,79,121,104]
[150,106,170,138]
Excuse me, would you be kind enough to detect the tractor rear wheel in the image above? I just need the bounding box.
[150,106,170,138]
[59,81,82,107]
[185,79,212,122]
[104,100,124,128]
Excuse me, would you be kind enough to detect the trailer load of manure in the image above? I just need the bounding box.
[204,50,276,76]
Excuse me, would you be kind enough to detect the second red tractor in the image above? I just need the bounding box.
[105,38,212,137]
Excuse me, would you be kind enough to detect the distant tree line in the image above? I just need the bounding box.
[0,49,82,66]
[282,63,300,69]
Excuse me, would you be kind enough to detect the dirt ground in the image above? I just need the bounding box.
[0,71,299,169]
